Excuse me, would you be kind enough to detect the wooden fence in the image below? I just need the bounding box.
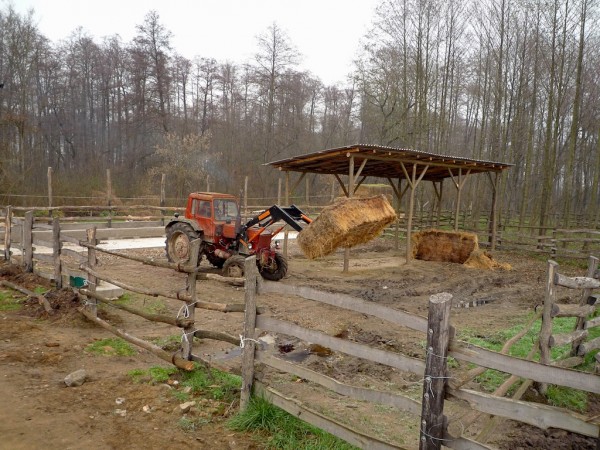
[240,256,600,449]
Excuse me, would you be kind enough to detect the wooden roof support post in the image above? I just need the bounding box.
[343,156,355,273]
[433,180,444,228]
[487,171,499,250]
[401,163,429,263]
[387,177,409,250]
[448,168,471,231]
[284,171,290,258]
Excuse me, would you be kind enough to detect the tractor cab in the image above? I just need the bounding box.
[186,192,239,242]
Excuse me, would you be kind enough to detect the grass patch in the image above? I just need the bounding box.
[86,337,136,356]
[459,314,599,411]
[115,293,169,315]
[150,334,182,352]
[0,289,23,311]
[229,395,356,449]
[181,367,241,403]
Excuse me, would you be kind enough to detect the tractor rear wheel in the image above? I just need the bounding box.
[222,255,246,278]
[166,222,200,264]
[259,252,288,281]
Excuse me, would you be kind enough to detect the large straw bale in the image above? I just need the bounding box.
[411,229,478,264]
[298,195,397,259]
[464,250,512,270]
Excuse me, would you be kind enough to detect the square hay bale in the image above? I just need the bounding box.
[298,195,397,259]
[412,229,478,264]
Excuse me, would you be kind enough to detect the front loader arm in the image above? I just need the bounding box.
[243,205,312,232]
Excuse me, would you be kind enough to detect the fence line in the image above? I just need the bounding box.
[241,261,600,448]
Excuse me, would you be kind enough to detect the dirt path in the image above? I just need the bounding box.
[0,239,597,449]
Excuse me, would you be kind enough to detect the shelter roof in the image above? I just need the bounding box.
[268,144,512,182]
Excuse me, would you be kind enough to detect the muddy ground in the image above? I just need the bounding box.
[0,238,598,449]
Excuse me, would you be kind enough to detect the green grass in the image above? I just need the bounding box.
[0,289,23,311]
[228,395,357,450]
[85,337,136,356]
[459,313,599,411]
[114,293,169,315]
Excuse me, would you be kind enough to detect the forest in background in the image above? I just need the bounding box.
[0,0,599,228]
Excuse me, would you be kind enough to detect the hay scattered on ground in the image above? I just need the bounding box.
[298,195,397,259]
[411,229,511,270]
[464,249,512,270]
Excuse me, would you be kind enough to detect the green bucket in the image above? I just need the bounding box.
[70,276,87,288]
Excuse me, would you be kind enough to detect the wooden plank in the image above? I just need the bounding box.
[3,206,10,260]
[577,336,600,356]
[261,282,428,333]
[447,388,598,438]
[254,382,405,450]
[33,226,165,242]
[552,356,584,368]
[23,211,33,272]
[255,352,421,415]
[448,341,600,394]
[60,234,81,245]
[420,293,452,450]
[549,329,588,347]
[256,316,425,375]
[443,434,493,450]
[240,256,258,411]
[584,316,600,329]
[60,248,86,261]
[555,273,600,290]
[33,253,54,263]
[552,303,596,318]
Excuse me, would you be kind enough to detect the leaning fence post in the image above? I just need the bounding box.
[4,205,12,261]
[539,260,558,395]
[420,292,452,450]
[23,211,33,273]
[240,255,259,411]
[181,239,200,361]
[52,218,62,288]
[86,227,98,317]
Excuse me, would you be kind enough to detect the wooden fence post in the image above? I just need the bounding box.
[240,255,259,411]
[160,173,166,226]
[4,205,11,261]
[23,211,33,273]
[181,239,200,360]
[420,292,452,450]
[47,167,53,217]
[52,218,62,288]
[86,227,98,317]
[573,256,599,355]
[106,169,112,228]
[539,260,558,395]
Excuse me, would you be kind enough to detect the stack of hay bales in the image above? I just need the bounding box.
[412,229,511,270]
[298,195,397,259]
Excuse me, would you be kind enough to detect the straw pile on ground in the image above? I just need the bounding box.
[464,249,512,270]
[298,195,397,259]
[412,229,511,270]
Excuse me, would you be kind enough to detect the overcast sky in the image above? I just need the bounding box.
[9,0,380,85]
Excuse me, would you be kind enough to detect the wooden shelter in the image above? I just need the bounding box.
[268,144,512,271]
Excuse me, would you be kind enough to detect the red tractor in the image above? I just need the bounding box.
[165,192,312,280]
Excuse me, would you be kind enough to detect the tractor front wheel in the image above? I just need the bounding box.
[258,252,288,281]
[166,223,200,264]
[222,255,246,278]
